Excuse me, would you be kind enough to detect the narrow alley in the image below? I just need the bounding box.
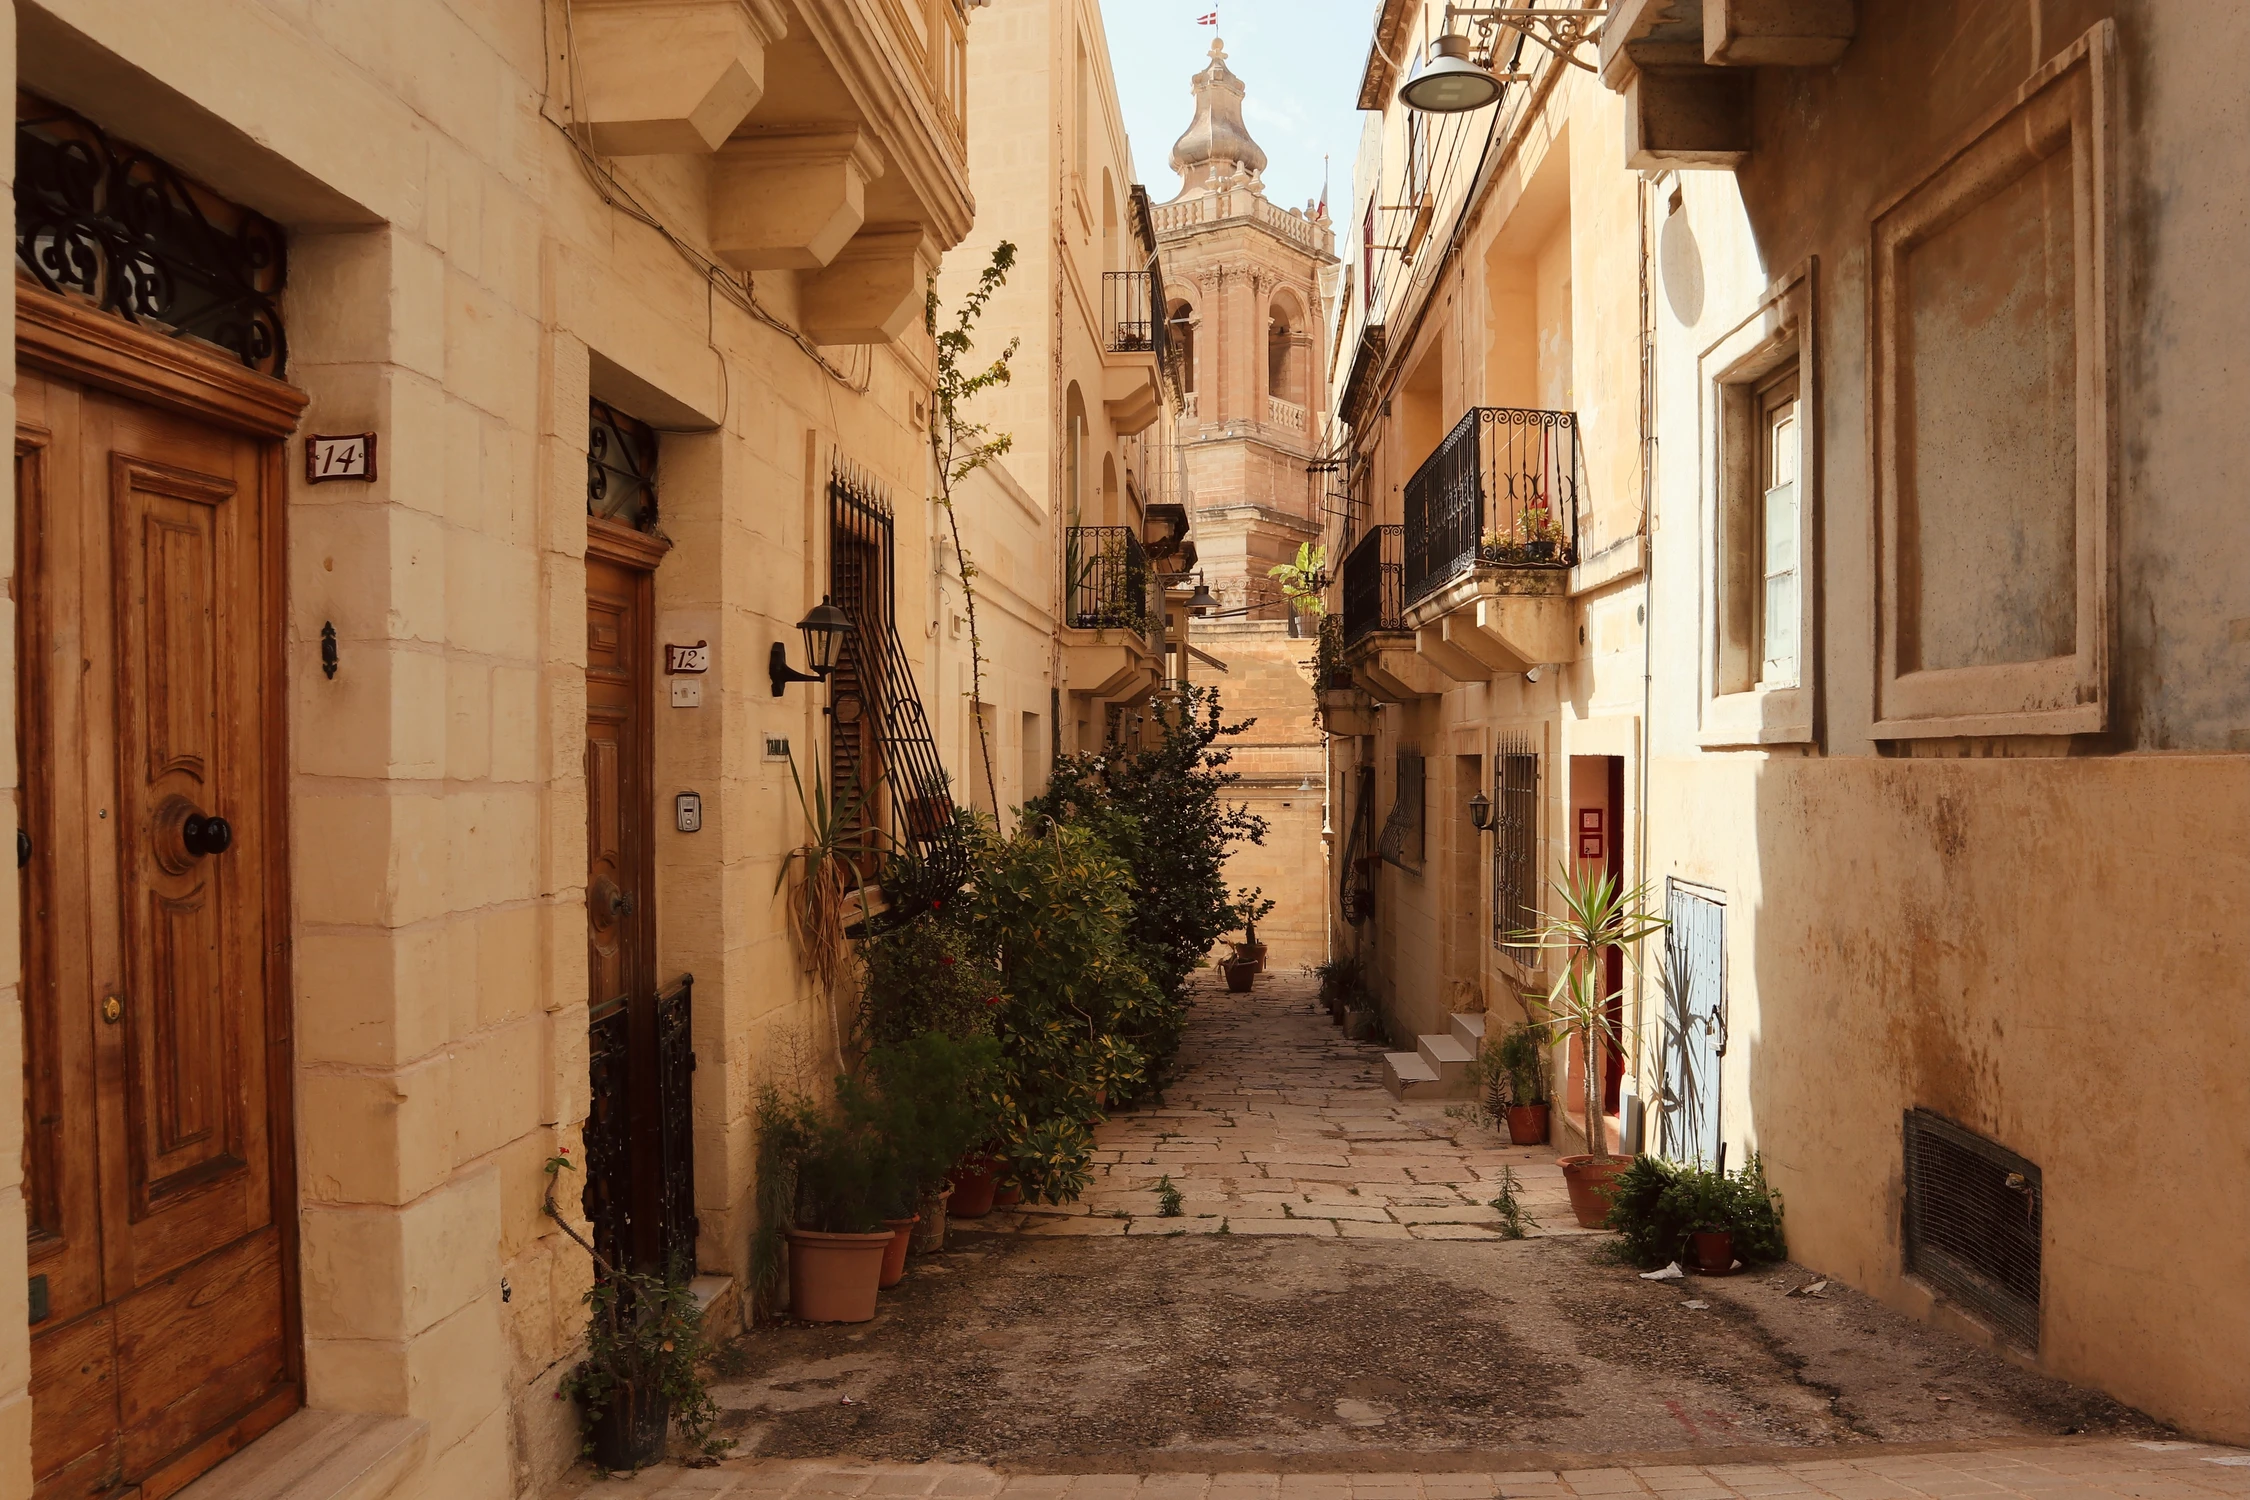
[588,976,2177,1483]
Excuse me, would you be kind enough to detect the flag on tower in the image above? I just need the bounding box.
[1197,11,1218,25]
[1317,155,1329,218]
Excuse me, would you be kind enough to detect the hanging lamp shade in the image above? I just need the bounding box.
[1399,33,1505,114]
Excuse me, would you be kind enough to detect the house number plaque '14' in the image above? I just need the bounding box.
[306,433,377,483]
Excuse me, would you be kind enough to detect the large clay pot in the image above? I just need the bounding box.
[585,1379,669,1472]
[949,1160,999,1218]
[786,1228,892,1322]
[1223,960,1256,993]
[992,1182,1023,1209]
[1232,942,1268,973]
[1506,1103,1551,1146]
[880,1216,918,1288]
[1559,1154,1632,1230]
[1691,1229,1736,1275]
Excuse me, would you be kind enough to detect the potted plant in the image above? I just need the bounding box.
[1230,920,1268,973]
[1513,865,1667,1228]
[1221,956,1257,992]
[542,1157,719,1471]
[948,1153,1002,1218]
[751,1085,894,1323]
[859,1033,1003,1278]
[1602,1153,1787,1271]
[1495,1022,1551,1145]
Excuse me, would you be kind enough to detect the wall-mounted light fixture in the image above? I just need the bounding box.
[1399,33,1506,113]
[1185,575,1222,615]
[769,597,855,696]
[1468,788,1495,832]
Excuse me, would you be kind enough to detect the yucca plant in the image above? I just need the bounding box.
[774,754,885,1060]
[1511,864,1667,1158]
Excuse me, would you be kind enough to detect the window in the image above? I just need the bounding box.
[1757,369,1801,688]
[588,399,658,530]
[1698,259,1817,747]
[1377,752,1424,870]
[1493,734,1537,955]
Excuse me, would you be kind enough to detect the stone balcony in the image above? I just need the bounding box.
[1403,562,1575,679]
[570,0,974,346]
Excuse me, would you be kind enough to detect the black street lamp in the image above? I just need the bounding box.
[769,596,855,695]
[1468,788,1495,832]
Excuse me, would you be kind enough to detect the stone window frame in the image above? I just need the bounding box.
[1869,24,2116,740]
[1698,258,1818,748]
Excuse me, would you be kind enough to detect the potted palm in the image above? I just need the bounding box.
[751,1085,895,1323]
[1495,1022,1551,1145]
[1513,865,1667,1228]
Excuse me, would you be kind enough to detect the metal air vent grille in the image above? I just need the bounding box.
[1902,1108,2042,1351]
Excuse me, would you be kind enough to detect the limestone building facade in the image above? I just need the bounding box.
[0,0,1006,1496]
[1330,0,2249,1447]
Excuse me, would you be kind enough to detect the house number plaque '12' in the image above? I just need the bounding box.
[306,433,378,483]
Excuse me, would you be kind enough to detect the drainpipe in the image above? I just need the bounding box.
[1633,173,1657,1129]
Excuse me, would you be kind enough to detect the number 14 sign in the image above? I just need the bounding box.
[306,433,378,483]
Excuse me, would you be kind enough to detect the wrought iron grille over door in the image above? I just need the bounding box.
[1339,763,1376,925]
[1377,752,1425,869]
[15,97,287,374]
[1493,735,1538,952]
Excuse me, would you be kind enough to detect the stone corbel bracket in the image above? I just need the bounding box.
[803,225,937,346]
[711,127,887,272]
[570,0,792,156]
[1598,0,1855,169]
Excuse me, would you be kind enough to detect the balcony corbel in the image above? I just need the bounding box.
[710,128,885,272]
[1103,361,1162,437]
[799,226,937,346]
[1415,623,1491,683]
[570,0,790,156]
[1598,0,1855,169]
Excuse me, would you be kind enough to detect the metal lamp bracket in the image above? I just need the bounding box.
[1443,4,1608,71]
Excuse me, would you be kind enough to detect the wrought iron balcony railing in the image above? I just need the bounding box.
[1403,407,1582,606]
[1065,525,1154,635]
[1341,524,1404,647]
[1103,270,1156,354]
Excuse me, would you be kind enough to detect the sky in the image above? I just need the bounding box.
[1100,0,1372,226]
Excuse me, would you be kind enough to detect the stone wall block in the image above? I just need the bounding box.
[445,658,493,783]
[295,924,450,1069]
[402,1291,508,1454]
[445,529,540,660]
[395,1402,509,1500]
[443,269,541,431]
[474,904,540,1029]
[447,1017,540,1165]
[539,1003,592,1129]
[450,787,540,907]
[294,792,395,928]
[302,1335,409,1419]
[500,1238,558,1384]
[0,1193,24,1395]
[489,666,540,783]
[298,1051,451,1205]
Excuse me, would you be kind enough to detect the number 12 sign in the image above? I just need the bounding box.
[306,433,378,483]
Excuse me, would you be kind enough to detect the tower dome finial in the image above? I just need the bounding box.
[1168,36,1268,193]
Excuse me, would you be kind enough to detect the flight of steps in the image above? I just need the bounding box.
[1382,1011,1487,1100]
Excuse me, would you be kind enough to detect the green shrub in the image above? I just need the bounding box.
[856,901,1003,1049]
[1603,1152,1787,1267]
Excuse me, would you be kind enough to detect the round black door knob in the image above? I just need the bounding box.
[182,813,233,857]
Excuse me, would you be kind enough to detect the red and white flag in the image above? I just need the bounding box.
[1197,11,1218,25]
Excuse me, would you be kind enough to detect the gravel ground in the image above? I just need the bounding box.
[706,1233,2164,1468]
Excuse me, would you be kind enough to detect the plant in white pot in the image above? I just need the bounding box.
[1512,864,1667,1228]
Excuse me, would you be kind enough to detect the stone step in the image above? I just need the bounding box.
[177,1409,427,1500]
[1449,1011,1487,1052]
[1381,1050,1446,1100]
[1417,1031,1473,1087]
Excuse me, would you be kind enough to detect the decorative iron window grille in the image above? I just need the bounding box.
[1493,733,1539,953]
[1404,407,1584,605]
[1339,762,1376,925]
[1904,1109,2043,1351]
[588,400,659,529]
[15,97,287,375]
[828,457,967,893]
[1377,752,1425,870]
[1342,524,1405,647]
[1065,525,1154,634]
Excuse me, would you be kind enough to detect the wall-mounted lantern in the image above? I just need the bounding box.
[1468,788,1494,832]
[769,597,855,696]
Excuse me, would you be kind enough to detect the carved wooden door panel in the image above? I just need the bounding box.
[19,367,295,1498]
[584,530,663,1272]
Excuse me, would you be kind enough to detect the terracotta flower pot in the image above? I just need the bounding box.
[949,1160,999,1218]
[1223,961,1256,993]
[1232,942,1268,973]
[992,1182,1023,1208]
[1558,1154,1632,1230]
[1691,1229,1735,1275]
[786,1228,892,1323]
[880,1216,919,1288]
[1505,1103,1550,1146]
[911,1187,951,1255]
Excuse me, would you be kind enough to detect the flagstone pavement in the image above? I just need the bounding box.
[966,967,1584,1240]
[553,1439,2250,1500]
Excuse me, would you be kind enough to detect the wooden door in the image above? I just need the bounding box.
[584,523,664,1272]
[18,344,297,1497]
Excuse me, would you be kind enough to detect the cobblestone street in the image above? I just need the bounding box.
[969,971,1584,1240]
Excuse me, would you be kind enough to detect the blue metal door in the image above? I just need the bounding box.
[1659,881,1727,1166]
